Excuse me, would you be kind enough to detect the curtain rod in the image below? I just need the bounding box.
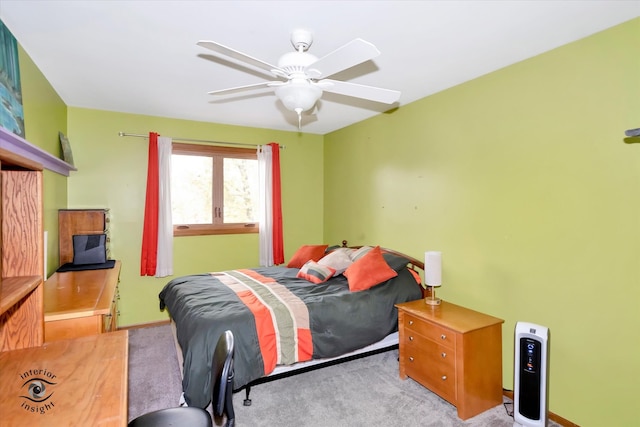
[118,132,285,149]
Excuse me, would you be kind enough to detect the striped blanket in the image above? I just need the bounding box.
[214,269,313,372]
[159,266,421,408]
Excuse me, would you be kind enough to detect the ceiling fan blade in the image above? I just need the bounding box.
[208,81,279,96]
[318,79,400,104]
[306,38,380,79]
[197,40,285,75]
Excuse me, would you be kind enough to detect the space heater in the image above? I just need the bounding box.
[513,322,549,427]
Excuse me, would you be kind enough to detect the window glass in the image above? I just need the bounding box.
[171,154,213,224]
[171,143,258,236]
[223,157,259,223]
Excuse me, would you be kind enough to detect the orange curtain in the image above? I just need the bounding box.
[140,132,159,275]
[269,142,284,264]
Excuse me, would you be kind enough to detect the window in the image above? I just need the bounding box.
[171,143,259,236]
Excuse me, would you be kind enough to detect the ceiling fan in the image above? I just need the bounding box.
[197,29,401,128]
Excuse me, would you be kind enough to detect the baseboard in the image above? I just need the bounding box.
[117,319,171,331]
[502,390,579,427]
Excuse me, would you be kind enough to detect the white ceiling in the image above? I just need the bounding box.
[1,1,638,135]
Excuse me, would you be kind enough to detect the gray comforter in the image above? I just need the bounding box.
[159,266,421,408]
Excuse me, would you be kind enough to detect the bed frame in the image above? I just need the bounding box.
[171,241,426,407]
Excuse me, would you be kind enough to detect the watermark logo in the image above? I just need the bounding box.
[19,369,57,415]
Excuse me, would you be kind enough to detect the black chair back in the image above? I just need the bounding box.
[212,330,235,425]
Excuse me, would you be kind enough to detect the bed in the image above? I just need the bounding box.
[159,243,425,408]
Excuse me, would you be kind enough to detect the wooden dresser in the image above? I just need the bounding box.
[44,261,121,342]
[0,330,128,426]
[396,299,504,420]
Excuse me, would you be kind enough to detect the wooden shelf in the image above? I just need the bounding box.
[0,276,42,315]
[0,126,76,176]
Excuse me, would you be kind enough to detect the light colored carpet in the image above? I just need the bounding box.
[127,324,183,420]
[128,324,557,426]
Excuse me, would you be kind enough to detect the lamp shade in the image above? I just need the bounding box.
[425,251,442,287]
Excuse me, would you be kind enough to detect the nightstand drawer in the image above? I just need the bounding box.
[404,336,456,403]
[405,313,455,349]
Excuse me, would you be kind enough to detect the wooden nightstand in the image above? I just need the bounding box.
[396,300,504,420]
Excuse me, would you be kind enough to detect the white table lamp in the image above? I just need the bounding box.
[425,251,442,305]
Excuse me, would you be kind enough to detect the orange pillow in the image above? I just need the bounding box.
[343,246,398,292]
[287,244,329,268]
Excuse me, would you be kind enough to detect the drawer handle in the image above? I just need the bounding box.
[409,320,414,326]
[409,356,414,362]
[441,352,447,358]
[441,375,447,381]
[440,334,447,340]
[409,336,414,341]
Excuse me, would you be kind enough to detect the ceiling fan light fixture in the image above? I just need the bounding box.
[200,30,400,129]
[275,80,322,113]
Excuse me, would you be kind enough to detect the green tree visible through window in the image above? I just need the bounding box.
[223,157,258,223]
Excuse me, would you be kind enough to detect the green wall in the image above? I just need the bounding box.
[17,45,68,276]
[323,18,640,426]
[65,108,324,326]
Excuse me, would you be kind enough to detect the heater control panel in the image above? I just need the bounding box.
[522,338,540,373]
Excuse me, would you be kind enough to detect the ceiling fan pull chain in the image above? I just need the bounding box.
[296,108,302,130]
